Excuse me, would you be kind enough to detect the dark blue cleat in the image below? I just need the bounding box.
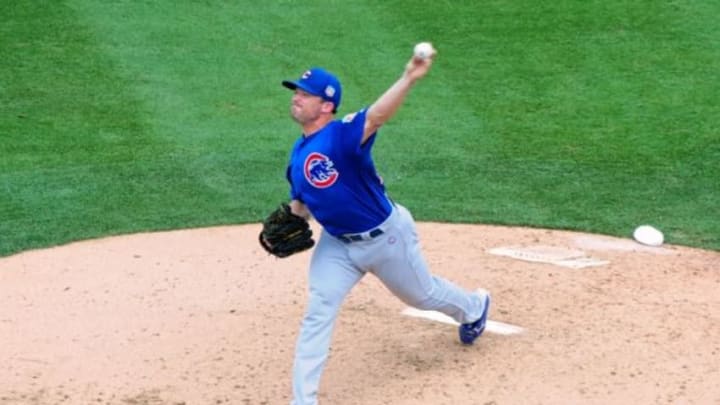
[459,293,491,345]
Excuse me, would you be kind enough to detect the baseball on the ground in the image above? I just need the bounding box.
[414,42,434,59]
[633,225,664,246]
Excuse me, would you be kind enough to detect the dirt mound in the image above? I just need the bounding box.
[1,223,718,404]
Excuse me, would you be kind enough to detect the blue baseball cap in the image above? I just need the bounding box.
[282,67,342,113]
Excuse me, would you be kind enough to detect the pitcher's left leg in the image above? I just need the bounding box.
[291,232,363,405]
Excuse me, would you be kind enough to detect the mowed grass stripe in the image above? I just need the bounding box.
[0,3,219,254]
[1,1,718,255]
[369,1,720,247]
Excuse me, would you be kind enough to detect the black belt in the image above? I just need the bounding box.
[337,228,384,244]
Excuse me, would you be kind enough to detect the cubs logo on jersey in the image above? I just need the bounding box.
[304,152,338,188]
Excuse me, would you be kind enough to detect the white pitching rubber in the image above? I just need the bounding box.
[401,307,524,335]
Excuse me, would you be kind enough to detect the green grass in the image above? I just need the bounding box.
[1,0,718,256]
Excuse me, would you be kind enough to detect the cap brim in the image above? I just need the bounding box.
[282,80,324,98]
[281,80,298,90]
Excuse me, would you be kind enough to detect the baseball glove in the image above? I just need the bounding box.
[259,202,315,258]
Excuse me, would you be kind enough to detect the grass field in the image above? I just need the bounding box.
[1,1,718,256]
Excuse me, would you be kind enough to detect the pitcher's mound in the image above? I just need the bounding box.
[0,223,718,404]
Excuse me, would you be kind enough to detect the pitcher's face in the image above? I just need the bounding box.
[290,89,331,124]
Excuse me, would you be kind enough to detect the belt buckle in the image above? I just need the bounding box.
[340,228,383,244]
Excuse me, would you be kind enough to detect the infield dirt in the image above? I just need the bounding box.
[1,223,718,404]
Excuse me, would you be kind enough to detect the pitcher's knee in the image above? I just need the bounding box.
[304,291,344,321]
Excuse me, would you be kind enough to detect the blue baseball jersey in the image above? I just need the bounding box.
[286,108,393,236]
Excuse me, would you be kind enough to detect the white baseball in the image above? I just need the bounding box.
[414,42,434,59]
[633,225,664,246]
